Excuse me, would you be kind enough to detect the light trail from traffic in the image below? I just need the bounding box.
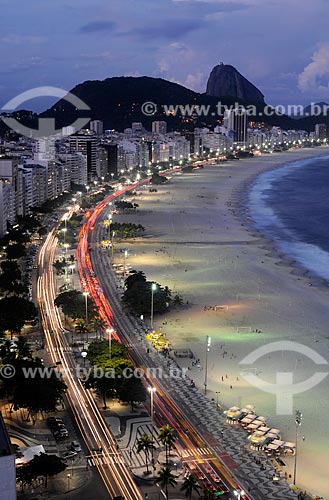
[75,179,259,500]
[37,206,144,500]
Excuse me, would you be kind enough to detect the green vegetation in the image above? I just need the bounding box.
[85,339,146,410]
[180,473,201,500]
[157,467,177,499]
[16,453,67,490]
[114,200,139,212]
[151,172,168,184]
[107,222,145,239]
[0,297,37,339]
[136,434,155,475]
[54,289,96,320]
[122,270,171,315]
[159,424,176,465]
[0,338,66,417]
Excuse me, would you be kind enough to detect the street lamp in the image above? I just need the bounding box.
[148,387,156,426]
[150,283,157,330]
[234,489,245,500]
[215,391,220,407]
[81,351,87,368]
[123,249,128,280]
[293,409,303,485]
[67,473,71,492]
[204,335,211,395]
[83,291,89,337]
[106,328,113,360]
[111,230,116,260]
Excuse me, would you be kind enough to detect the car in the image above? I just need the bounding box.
[53,427,69,439]
[63,451,77,460]
[47,417,64,429]
[71,441,82,452]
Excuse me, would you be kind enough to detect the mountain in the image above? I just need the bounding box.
[304,102,329,116]
[41,75,296,132]
[206,63,265,104]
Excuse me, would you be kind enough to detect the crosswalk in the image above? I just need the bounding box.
[179,445,222,459]
[86,454,125,467]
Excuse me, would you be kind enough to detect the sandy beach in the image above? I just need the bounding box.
[114,147,329,498]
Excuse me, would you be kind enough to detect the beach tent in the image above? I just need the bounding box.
[258,426,270,433]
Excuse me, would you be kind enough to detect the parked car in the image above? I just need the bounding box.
[71,441,82,452]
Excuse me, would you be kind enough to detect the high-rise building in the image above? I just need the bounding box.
[59,153,87,186]
[0,180,15,237]
[315,123,327,140]
[99,144,119,178]
[0,412,16,500]
[152,121,167,135]
[223,108,248,144]
[0,158,18,216]
[131,122,143,133]
[90,120,104,136]
[69,136,98,181]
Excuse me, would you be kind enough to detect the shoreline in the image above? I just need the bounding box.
[113,146,329,498]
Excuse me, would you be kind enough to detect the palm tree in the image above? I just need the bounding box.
[136,434,155,475]
[200,487,216,500]
[74,318,88,340]
[180,473,201,500]
[91,316,106,339]
[159,424,176,465]
[157,466,177,500]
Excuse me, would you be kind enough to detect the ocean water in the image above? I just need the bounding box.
[248,154,329,281]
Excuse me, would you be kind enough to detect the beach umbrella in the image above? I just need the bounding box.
[246,404,255,410]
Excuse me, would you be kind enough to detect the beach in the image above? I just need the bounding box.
[114,147,329,498]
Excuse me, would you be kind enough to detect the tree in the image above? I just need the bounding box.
[53,259,66,276]
[124,270,146,291]
[122,281,171,315]
[6,243,26,260]
[117,375,146,412]
[199,487,216,500]
[159,424,176,465]
[16,462,35,492]
[136,434,155,475]
[0,297,38,338]
[151,172,168,184]
[157,466,177,499]
[74,318,88,337]
[90,316,106,339]
[180,473,201,500]
[28,453,66,487]
[54,289,95,320]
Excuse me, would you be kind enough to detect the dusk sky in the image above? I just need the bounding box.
[1,0,329,110]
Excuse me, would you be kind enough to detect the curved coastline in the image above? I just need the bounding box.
[113,146,329,498]
[234,151,329,288]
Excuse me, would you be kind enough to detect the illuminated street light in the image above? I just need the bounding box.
[123,249,128,280]
[106,328,113,360]
[81,351,87,368]
[293,409,303,485]
[204,335,211,395]
[83,291,89,330]
[148,387,156,426]
[150,283,157,330]
[234,489,245,500]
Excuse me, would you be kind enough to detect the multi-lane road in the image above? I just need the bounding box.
[75,182,266,500]
[37,207,144,500]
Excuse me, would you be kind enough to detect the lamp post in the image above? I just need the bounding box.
[81,351,87,368]
[293,409,302,485]
[150,283,157,330]
[106,328,113,360]
[234,489,245,500]
[123,249,128,280]
[67,473,71,492]
[148,387,156,426]
[204,335,211,395]
[83,291,89,324]
[111,230,115,260]
[216,391,220,407]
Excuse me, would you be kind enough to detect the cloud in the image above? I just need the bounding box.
[174,0,250,10]
[79,20,116,33]
[298,43,329,95]
[122,19,203,40]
